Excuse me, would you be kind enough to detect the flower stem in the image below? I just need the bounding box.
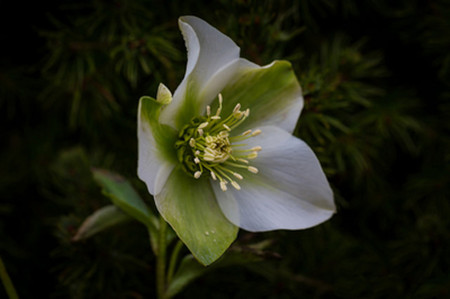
[166,241,183,284]
[156,216,168,299]
[0,256,19,299]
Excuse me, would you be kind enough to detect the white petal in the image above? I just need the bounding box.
[213,126,335,232]
[218,60,303,134]
[160,16,241,129]
[137,100,175,196]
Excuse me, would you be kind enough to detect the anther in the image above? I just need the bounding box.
[198,122,209,129]
[189,138,196,147]
[218,131,229,138]
[251,146,262,152]
[247,152,258,159]
[251,129,262,136]
[204,154,215,161]
[211,116,221,120]
[211,171,217,181]
[194,157,200,164]
[231,181,241,190]
[206,105,211,116]
[233,111,244,118]
[238,158,249,164]
[216,94,223,116]
[242,130,252,136]
[248,166,259,174]
[223,124,231,131]
[194,171,202,179]
[233,103,241,113]
[198,128,204,136]
[233,172,243,180]
[220,181,227,191]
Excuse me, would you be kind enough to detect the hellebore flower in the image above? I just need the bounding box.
[138,16,335,265]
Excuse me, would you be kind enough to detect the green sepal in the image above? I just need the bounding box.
[155,168,238,266]
[72,205,131,241]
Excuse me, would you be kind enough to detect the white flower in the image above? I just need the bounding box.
[138,16,335,265]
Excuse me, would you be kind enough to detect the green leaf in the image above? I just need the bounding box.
[91,168,159,237]
[72,205,130,241]
[155,168,238,266]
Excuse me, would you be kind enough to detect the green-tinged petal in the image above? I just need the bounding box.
[155,168,238,265]
[213,126,335,232]
[72,205,130,241]
[160,16,241,130]
[138,95,178,195]
[92,168,158,231]
[216,59,303,134]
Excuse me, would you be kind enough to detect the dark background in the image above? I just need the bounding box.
[1,0,449,298]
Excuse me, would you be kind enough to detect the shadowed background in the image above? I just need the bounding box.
[1,0,449,298]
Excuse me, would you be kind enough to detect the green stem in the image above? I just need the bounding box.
[166,241,184,284]
[156,216,168,299]
[0,256,19,299]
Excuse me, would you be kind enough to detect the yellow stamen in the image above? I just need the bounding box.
[251,129,262,136]
[231,181,241,190]
[189,138,196,147]
[220,181,227,191]
[242,130,252,136]
[247,152,258,159]
[248,166,259,174]
[233,103,241,113]
[233,172,243,180]
[176,93,263,191]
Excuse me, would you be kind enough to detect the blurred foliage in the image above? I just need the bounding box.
[1,0,449,298]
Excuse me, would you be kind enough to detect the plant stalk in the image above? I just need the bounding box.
[156,216,168,299]
[166,241,183,284]
[0,256,19,299]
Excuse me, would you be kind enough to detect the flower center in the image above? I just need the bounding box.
[175,94,261,191]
